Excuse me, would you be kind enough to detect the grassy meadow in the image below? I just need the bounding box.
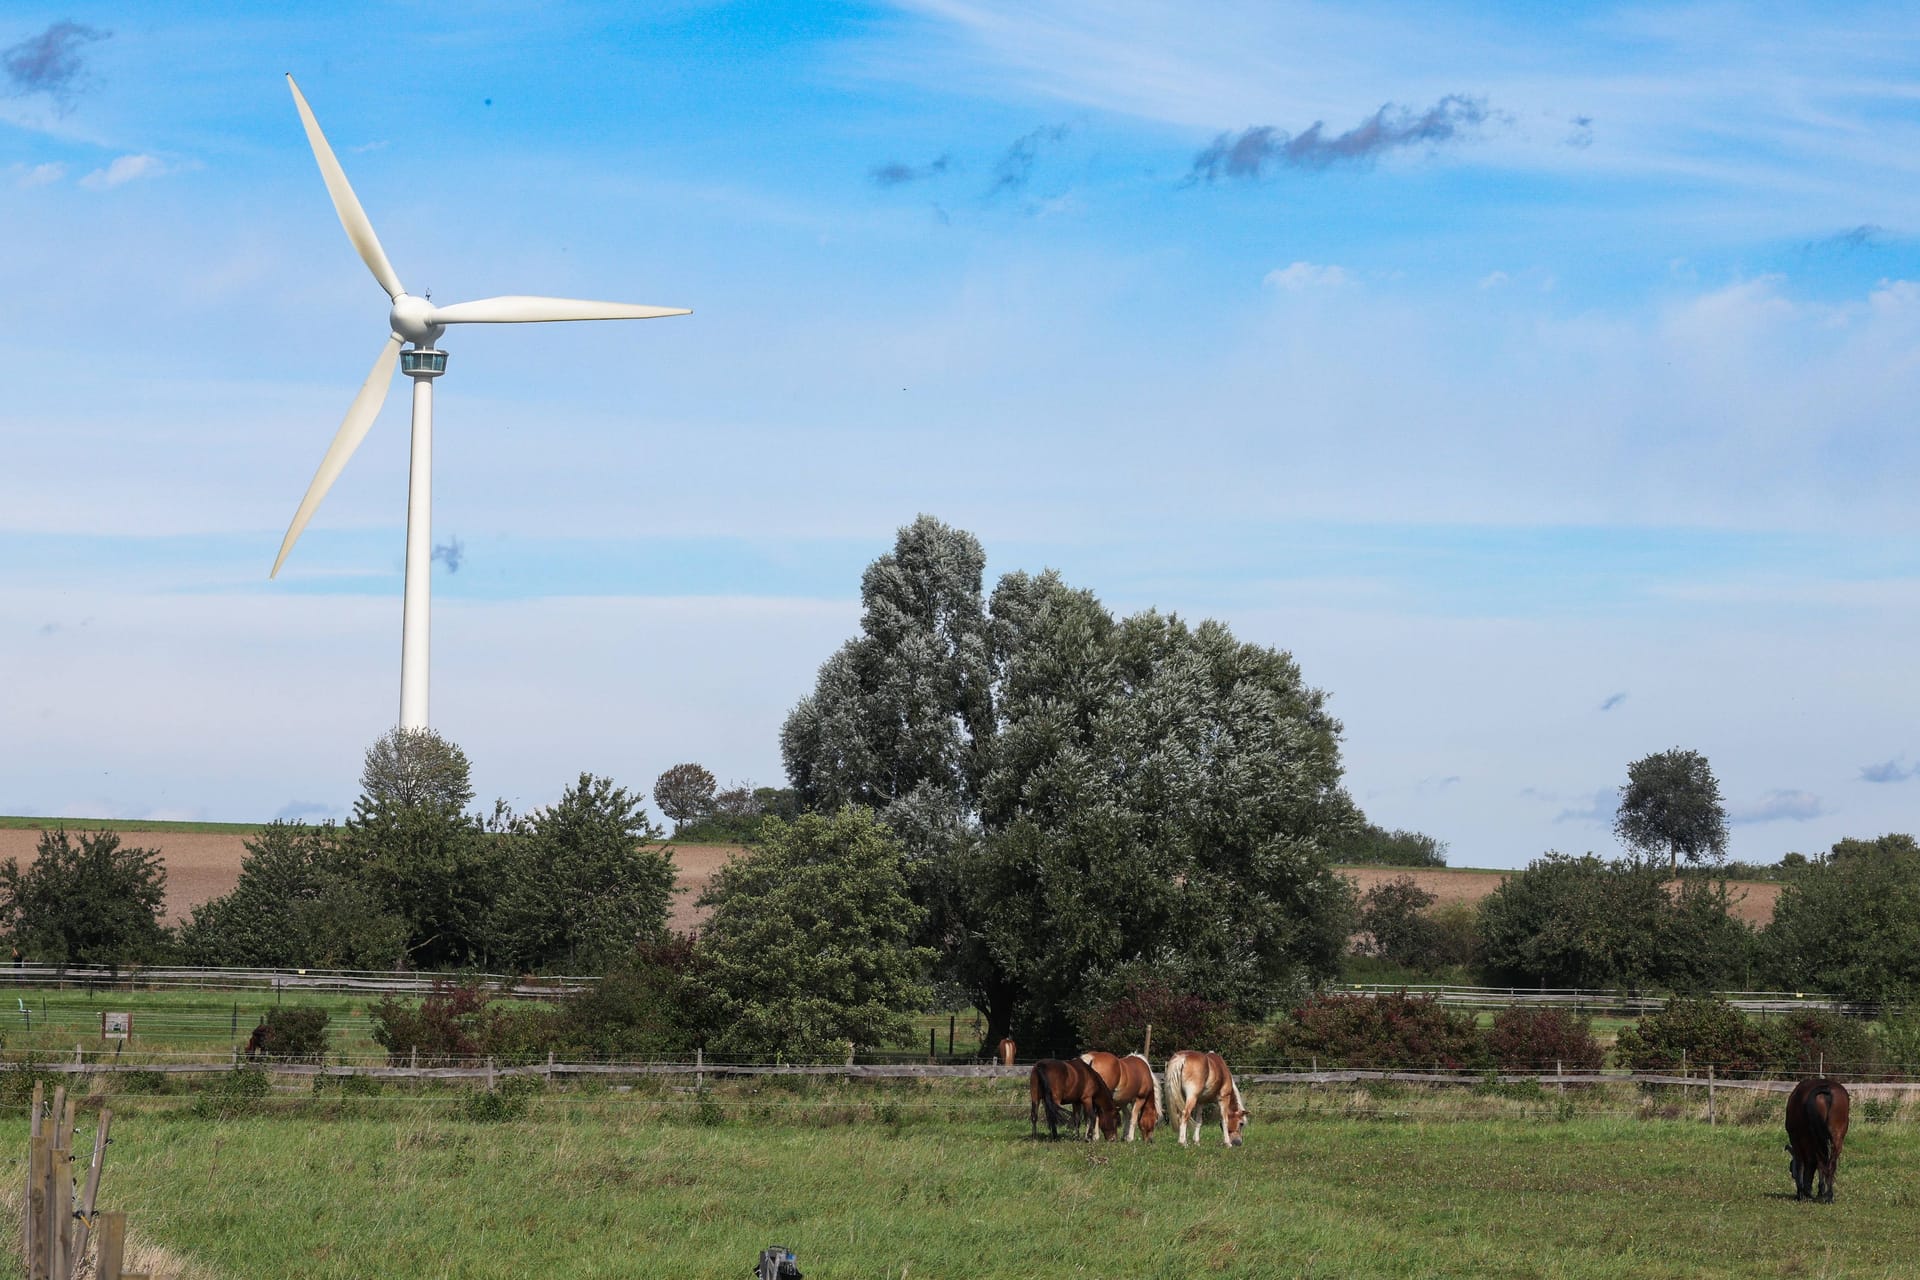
[20,1079,1914,1280]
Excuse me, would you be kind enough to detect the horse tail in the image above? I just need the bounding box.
[1037,1064,1066,1135]
[1164,1051,1189,1123]
[1804,1082,1835,1165]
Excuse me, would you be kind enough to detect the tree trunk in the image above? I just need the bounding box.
[978,980,1018,1058]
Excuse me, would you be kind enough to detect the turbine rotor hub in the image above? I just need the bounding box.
[389,293,445,347]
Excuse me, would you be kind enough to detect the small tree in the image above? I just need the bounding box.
[360,726,475,812]
[652,763,717,831]
[1357,875,1443,970]
[1329,822,1448,867]
[695,809,932,1060]
[1613,748,1728,873]
[0,829,169,969]
[489,774,677,973]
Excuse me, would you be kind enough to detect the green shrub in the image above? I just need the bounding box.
[1614,997,1774,1076]
[190,1065,273,1119]
[1876,1007,1920,1074]
[0,1062,65,1109]
[1485,1007,1604,1073]
[1269,992,1488,1070]
[253,1006,332,1061]
[461,1072,541,1122]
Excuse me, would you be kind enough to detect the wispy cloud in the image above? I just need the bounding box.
[1730,789,1827,824]
[1263,261,1350,291]
[433,537,465,574]
[13,161,65,188]
[1189,95,1491,183]
[1565,115,1594,149]
[870,153,952,188]
[3,21,109,114]
[1860,758,1914,784]
[1599,691,1628,711]
[988,124,1069,198]
[1554,787,1617,825]
[78,153,164,190]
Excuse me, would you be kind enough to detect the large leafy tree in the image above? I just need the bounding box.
[342,729,498,969]
[0,829,170,968]
[695,809,932,1060]
[1477,851,1751,991]
[179,821,406,968]
[781,518,1358,1049]
[490,774,677,973]
[1764,834,1920,1004]
[1613,748,1729,873]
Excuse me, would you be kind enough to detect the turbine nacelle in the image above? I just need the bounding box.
[390,294,445,347]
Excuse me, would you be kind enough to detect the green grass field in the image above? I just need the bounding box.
[56,1082,1914,1280]
[0,816,269,834]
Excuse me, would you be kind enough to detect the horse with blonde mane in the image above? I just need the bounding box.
[1163,1050,1248,1147]
[1079,1051,1159,1141]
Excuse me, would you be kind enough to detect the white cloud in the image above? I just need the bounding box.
[78,154,166,190]
[1478,270,1509,289]
[1730,789,1828,825]
[14,162,65,188]
[1263,261,1350,291]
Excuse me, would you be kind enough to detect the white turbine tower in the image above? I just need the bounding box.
[271,74,689,730]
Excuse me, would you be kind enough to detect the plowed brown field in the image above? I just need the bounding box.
[0,829,1780,933]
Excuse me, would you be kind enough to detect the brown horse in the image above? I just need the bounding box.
[1785,1078,1850,1202]
[994,1037,1017,1067]
[1029,1058,1120,1141]
[1079,1051,1159,1141]
[1164,1050,1248,1147]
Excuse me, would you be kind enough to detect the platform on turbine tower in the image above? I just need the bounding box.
[401,348,448,378]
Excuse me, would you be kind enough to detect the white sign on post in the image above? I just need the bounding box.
[102,1011,132,1040]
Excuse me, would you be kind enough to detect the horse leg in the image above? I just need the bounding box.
[1126,1098,1139,1142]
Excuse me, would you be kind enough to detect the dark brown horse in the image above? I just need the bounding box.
[244,1021,270,1059]
[1785,1078,1850,1202]
[1029,1058,1119,1141]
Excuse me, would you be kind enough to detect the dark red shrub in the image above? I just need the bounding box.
[1076,980,1248,1057]
[1270,992,1488,1070]
[1485,1007,1603,1072]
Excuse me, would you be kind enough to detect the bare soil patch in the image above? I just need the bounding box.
[0,828,747,932]
[1338,865,1781,926]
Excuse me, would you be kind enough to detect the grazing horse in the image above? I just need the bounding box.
[1079,1051,1159,1141]
[244,1021,270,1059]
[1784,1078,1851,1202]
[1164,1050,1249,1147]
[995,1037,1017,1067]
[1028,1058,1120,1141]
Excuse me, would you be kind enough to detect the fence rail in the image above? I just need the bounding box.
[16,1056,1920,1091]
[0,965,591,998]
[1342,984,1892,1017]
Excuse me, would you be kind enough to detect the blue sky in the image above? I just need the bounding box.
[5,1,1920,866]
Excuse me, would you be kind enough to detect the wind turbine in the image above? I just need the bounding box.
[271,74,689,730]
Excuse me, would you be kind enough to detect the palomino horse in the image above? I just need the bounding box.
[1029,1058,1120,1141]
[1164,1050,1249,1147]
[1079,1051,1159,1141]
[994,1037,1017,1067]
[1785,1078,1851,1202]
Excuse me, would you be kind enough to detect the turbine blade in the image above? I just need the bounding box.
[286,74,406,301]
[271,334,404,578]
[427,295,691,325]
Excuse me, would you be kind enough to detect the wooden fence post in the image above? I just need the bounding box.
[485,1057,496,1092]
[928,1028,935,1063]
[26,1134,46,1280]
[1143,1023,1153,1060]
[1707,1065,1716,1126]
[95,1212,125,1280]
[72,1109,112,1271]
[696,1047,704,1092]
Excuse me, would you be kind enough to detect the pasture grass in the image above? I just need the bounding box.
[59,1080,1920,1279]
[1,988,389,1060]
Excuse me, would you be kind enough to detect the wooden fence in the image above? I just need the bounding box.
[21,1081,141,1280]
